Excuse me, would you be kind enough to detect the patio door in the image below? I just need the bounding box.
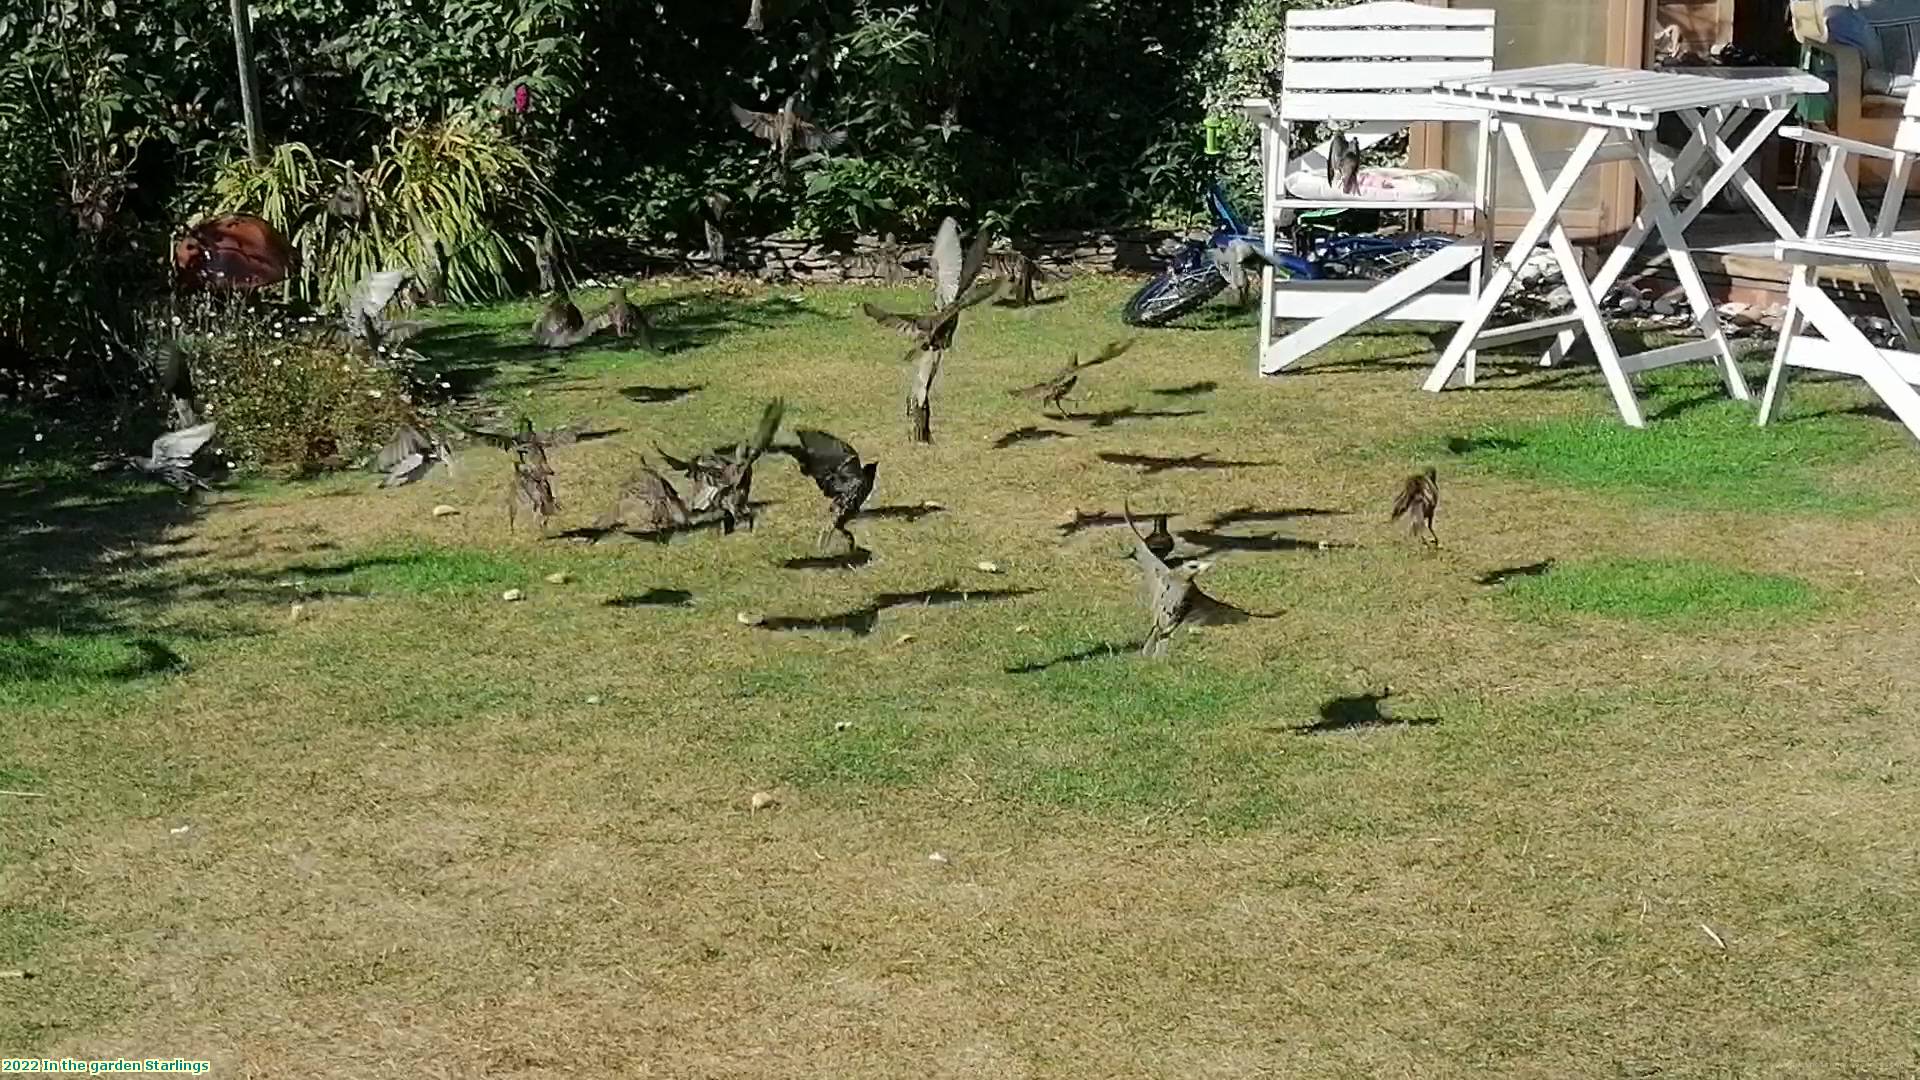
[1415,0,1647,240]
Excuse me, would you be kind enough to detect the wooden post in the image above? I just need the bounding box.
[229,0,266,162]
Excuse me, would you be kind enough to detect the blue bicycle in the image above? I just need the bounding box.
[1121,182,1457,327]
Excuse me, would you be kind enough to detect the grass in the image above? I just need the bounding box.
[5,279,1920,1075]
[1439,366,1907,513]
[1496,557,1820,622]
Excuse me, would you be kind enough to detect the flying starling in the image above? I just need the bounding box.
[861,218,1000,443]
[730,95,847,168]
[655,398,785,534]
[592,461,693,539]
[373,423,455,488]
[1123,500,1258,658]
[1006,337,1136,418]
[507,442,559,535]
[116,421,218,492]
[531,291,590,349]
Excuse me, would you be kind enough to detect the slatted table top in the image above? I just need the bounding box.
[1432,64,1827,129]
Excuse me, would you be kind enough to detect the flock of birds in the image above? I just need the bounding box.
[111,202,1444,656]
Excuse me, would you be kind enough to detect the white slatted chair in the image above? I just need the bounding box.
[1242,1,1498,379]
[1762,78,1920,441]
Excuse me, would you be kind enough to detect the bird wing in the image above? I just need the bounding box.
[597,465,688,528]
[744,398,786,462]
[794,428,858,472]
[862,303,931,339]
[1390,475,1429,521]
[149,421,217,468]
[796,120,848,151]
[379,452,433,487]
[1121,499,1172,580]
[731,103,777,140]
[374,424,433,471]
[930,217,963,307]
[349,268,411,322]
[956,223,995,296]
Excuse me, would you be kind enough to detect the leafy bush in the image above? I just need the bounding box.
[178,322,420,471]
[206,112,560,306]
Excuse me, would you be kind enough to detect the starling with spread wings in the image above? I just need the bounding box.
[1123,500,1258,658]
[531,290,599,349]
[730,96,846,168]
[373,423,455,488]
[655,397,785,534]
[985,249,1055,306]
[743,0,763,31]
[112,421,218,492]
[777,428,876,553]
[1007,337,1135,418]
[342,267,417,348]
[860,217,997,443]
[459,416,581,454]
[1391,467,1439,547]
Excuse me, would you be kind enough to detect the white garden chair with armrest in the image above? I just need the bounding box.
[1761,81,1920,441]
[1242,1,1509,381]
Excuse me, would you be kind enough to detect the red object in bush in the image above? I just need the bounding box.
[173,214,299,290]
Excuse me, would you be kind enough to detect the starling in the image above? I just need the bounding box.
[744,0,763,31]
[458,416,582,453]
[655,398,785,534]
[701,193,731,268]
[730,95,847,168]
[1327,130,1361,195]
[156,341,198,428]
[373,423,455,488]
[1122,500,1256,658]
[507,442,559,535]
[118,421,217,491]
[592,461,692,538]
[325,166,367,222]
[342,267,416,347]
[776,428,877,552]
[531,291,594,349]
[861,217,999,443]
[985,249,1054,306]
[1007,338,1135,418]
[1391,467,1440,547]
[1143,513,1175,562]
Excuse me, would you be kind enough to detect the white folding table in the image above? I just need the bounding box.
[1420,64,1828,426]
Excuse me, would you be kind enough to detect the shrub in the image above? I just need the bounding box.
[177,321,422,472]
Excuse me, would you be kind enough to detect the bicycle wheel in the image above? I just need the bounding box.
[1122,266,1227,327]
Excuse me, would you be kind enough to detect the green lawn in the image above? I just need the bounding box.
[4,278,1919,1076]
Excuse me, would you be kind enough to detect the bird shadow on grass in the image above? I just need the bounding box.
[1073,406,1205,429]
[1205,506,1348,528]
[1285,690,1442,735]
[605,589,694,608]
[1179,528,1349,555]
[1445,434,1526,455]
[758,585,1037,636]
[858,504,946,523]
[782,548,873,570]
[1098,452,1278,475]
[1004,641,1140,674]
[995,294,1069,309]
[619,384,703,404]
[993,426,1074,449]
[1056,510,1129,537]
[1153,380,1218,398]
[1477,560,1555,586]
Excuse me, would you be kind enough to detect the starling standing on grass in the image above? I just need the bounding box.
[776,428,877,553]
[1006,337,1136,418]
[373,423,455,488]
[730,96,847,169]
[507,442,559,535]
[1391,467,1440,547]
[861,217,999,443]
[655,398,785,534]
[592,462,693,538]
[113,421,218,492]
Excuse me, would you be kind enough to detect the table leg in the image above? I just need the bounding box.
[1423,124,1610,394]
[1504,125,1645,426]
[1677,106,1796,240]
[1538,108,1733,367]
[1829,168,1920,350]
[1627,132,1751,401]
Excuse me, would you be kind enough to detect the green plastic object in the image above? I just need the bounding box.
[1203,115,1224,156]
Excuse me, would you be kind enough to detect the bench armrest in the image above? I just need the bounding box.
[1780,125,1906,161]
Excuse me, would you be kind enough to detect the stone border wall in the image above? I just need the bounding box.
[600,228,1201,284]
